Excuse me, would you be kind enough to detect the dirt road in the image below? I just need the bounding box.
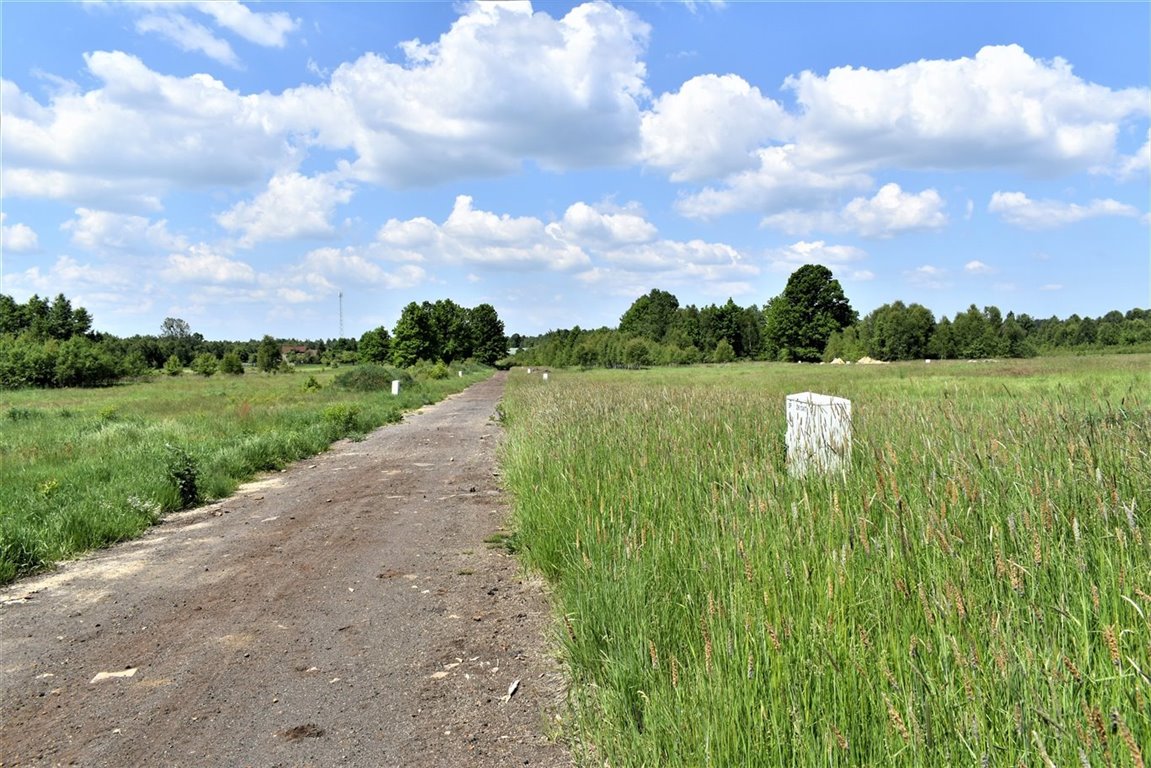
[1,373,572,767]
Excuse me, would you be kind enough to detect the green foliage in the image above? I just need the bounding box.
[711,337,735,363]
[358,325,392,364]
[0,293,92,340]
[321,403,365,436]
[860,301,936,361]
[163,354,184,376]
[190,353,219,377]
[163,443,200,509]
[623,338,653,368]
[54,336,119,387]
[256,335,282,373]
[331,364,413,391]
[391,299,507,367]
[763,264,856,362]
[619,289,680,343]
[303,374,322,392]
[219,351,244,375]
[408,359,450,380]
[469,303,507,365]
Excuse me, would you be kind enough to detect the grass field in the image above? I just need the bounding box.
[499,355,1150,767]
[0,366,489,584]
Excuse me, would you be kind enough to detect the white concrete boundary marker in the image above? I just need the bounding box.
[391,380,400,396]
[786,392,852,477]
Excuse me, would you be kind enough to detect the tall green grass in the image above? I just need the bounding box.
[500,356,1150,766]
[0,366,491,583]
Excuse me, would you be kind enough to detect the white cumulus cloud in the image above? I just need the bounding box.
[1,213,39,252]
[640,74,792,182]
[217,173,353,246]
[676,144,871,219]
[1,52,295,210]
[63,208,187,252]
[548,201,657,246]
[784,44,1149,174]
[988,191,1140,229]
[163,244,257,284]
[964,260,995,274]
[377,195,590,271]
[270,1,651,186]
[762,183,947,237]
[766,240,867,273]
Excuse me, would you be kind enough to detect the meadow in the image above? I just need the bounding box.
[499,355,1150,767]
[0,365,489,584]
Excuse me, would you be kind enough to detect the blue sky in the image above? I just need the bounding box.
[1,1,1147,341]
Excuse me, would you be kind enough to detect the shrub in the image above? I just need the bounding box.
[219,351,244,375]
[322,403,364,437]
[332,364,413,392]
[408,359,450,380]
[163,354,184,376]
[163,443,200,509]
[190,353,219,377]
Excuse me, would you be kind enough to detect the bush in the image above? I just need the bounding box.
[332,364,413,392]
[322,404,365,437]
[220,351,244,375]
[190,353,219,377]
[408,359,450,380]
[163,354,184,376]
[163,443,200,509]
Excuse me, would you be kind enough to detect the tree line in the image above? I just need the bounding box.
[513,264,1151,369]
[0,293,506,389]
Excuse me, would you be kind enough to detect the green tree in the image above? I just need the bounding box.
[54,336,118,386]
[358,326,392,364]
[762,265,855,362]
[256,335,282,373]
[619,289,679,343]
[862,301,936,361]
[712,338,736,363]
[928,317,958,359]
[469,303,507,365]
[190,353,219,376]
[220,351,245,375]
[430,299,471,361]
[623,337,653,368]
[391,302,435,367]
[163,354,184,376]
[160,317,197,365]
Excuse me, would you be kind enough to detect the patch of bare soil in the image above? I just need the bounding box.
[0,373,572,767]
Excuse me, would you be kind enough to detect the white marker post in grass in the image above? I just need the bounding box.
[391,379,400,396]
[786,392,851,477]
[543,372,549,381]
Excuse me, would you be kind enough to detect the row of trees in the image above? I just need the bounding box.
[514,265,1151,368]
[0,293,507,389]
[360,299,507,368]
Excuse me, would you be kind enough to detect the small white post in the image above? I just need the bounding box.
[786,392,851,477]
[391,379,400,396]
[542,372,549,381]
[459,371,463,377]
[527,368,533,374]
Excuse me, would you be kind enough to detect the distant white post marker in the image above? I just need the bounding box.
[391,379,400,396]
